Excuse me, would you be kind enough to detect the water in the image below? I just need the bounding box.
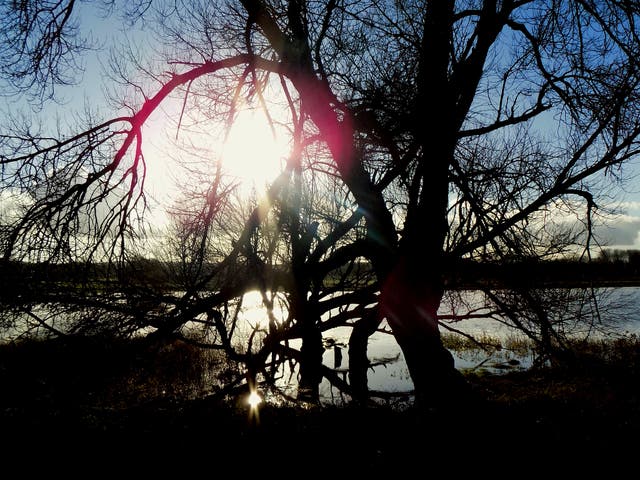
[240,287,640,406]
[3,286,640,407]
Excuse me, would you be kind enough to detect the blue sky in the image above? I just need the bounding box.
[3,4,640,253]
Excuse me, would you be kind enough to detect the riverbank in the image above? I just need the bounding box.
[2,379,638,476]
[1,336,638,475]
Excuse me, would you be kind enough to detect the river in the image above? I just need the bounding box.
[3,286,640,407]
[237,286,640,406]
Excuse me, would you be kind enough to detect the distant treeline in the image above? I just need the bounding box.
[448,257,640,289]
[3,251,640,296]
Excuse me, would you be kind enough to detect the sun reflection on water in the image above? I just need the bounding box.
[246,387,263,425]
[247,390,262,408]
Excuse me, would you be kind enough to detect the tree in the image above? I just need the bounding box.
[2,0,640,408]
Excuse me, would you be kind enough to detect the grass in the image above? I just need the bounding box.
[442,331,535,356]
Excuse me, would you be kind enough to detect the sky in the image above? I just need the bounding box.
[3,3,640,253]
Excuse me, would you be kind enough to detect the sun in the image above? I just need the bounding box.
[138,104,290,233]
[221,109,290,192]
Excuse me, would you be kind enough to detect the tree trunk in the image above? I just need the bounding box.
[298,321,324,401]
[369,0,472,408]
[271,0,468,407]
[380,258,471,408]
[290,283,324,401]
[348,309,381,404]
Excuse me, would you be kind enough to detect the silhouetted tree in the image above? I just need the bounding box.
[2,0,640,408]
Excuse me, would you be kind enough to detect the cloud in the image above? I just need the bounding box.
[595,215,640,248]
[616,201,640,212]
[597,221,640,246]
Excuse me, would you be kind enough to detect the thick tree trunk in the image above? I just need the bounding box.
[380,258,471,408]
[369,0,471,408]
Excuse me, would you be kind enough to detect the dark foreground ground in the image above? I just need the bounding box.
[1,337,639,476]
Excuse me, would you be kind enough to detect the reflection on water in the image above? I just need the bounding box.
[307,321,535,407]
[3,287,640,407]
[304,286,640,406]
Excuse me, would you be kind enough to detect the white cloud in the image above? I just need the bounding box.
[616,200,640,211]
[596,219,640,247]
[592,201,640,248]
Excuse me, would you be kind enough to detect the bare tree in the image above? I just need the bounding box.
[2,1,640,408]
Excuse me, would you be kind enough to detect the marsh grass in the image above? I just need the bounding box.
[443,330,640,369]
[441,331,534,356]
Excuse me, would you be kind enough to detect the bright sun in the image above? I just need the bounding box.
[141,105,290,232]
[221,109,290,192]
